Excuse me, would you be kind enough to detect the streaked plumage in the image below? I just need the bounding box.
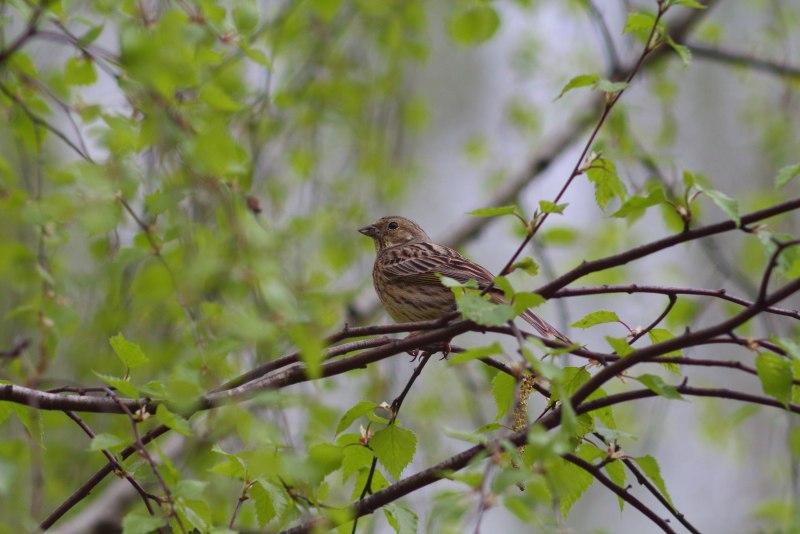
[359,216,570,342]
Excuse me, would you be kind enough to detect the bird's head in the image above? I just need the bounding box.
[359,216,430,251]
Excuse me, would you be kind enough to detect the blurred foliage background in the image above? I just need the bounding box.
[0,0,799,533]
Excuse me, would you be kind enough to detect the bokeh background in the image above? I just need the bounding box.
[1,0,799,532]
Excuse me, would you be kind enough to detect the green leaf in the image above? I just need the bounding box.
[667,36,692,66]
[336,401,378,435]
[557,73,599,98]
[557,367,591,399]
[594,79,629,93]
[775,163,800,189]
[636,374,684,400]
[467,205,517,217]
[384,503,418,534]
[647,328,682,357]
[122,513,167,534]
[605,459,627,511]
[456,293,516,327]
[633,455,673,505]
[611,187,666,218]
[156,404,192,436]
[248,481,275,529]
[200,83,244,112]
[65,56,98,86]
[513,292,545,314]
[511,258,540,277]
[755,353,792,405]
[370,425,417,479]
[109,333,149,369]
[605,336,634,356]
[547,456,594,516]
[448,5,500,46]
[448,342,503,365]
[670,0,708,8]
[624,12,657,36]
[585,157,626,209]
[93,371,139,399]
[539,200,568,214]
[89,432,127,451]
[696,185,740,226]
[492,372,516,421]
[570,310,620,329]
[341,441,373,480]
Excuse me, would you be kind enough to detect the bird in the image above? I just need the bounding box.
[359,216,570,343]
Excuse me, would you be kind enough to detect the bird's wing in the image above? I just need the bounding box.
[379,242,495,287]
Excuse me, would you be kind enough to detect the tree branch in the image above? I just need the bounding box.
[563,453,676,534]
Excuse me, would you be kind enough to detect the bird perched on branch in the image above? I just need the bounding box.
[359,216,570,343]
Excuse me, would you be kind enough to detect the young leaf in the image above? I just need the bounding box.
[606,336,634,356]
[513,292,546,314]
[647,328,682,357]
[539,200,568,214]
[667,36,692,66]
[335,401,378,435]
[89,432,127,451]
[755,353,792,405]
[696,185,740,226]
[585,157,626,209]
[122,513,167,534]
[385,503,418,534]
[633,455,673,505]
[492,372,516,421]
[670,0,708,8]
[249,480,276,528]
[93,371,138,399]
[557,73,599,98]
[370,425,417,479]
[570,310,620,329]
[511,258,540,277]
[456,293,516,326]
[775,163,800,190]
[611,187,666,219]
[109,333,149,369]
[594,79,629,93]
[636,374,684,400]
[156,404,192,436]
[624,13,657,35]
[467,205,518,217]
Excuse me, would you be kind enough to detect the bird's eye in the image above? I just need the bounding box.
[388,221,399,230]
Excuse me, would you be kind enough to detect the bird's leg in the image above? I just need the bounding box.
[404,331,422,361]
[438,340,452,360]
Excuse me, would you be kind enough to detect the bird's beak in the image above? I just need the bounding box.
[358,224,378,237]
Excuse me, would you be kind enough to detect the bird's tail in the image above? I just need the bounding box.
[519,309,571,344]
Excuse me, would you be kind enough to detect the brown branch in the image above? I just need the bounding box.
[567,278,800,407]
[62,411,159,519]
[536,197,800,298]
[0,4,44,64]
[552,284,800,320]
[563,453,676,534]
[280,382,797,534]
[687,43,800,79]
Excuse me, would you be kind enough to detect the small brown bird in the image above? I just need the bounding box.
[359,216,570,342]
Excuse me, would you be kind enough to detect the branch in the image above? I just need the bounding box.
[536,197,800,298]
[563,453,676,534]
[687,43,800,79]
[280,382,797,534]
[568,278,800,407]
[552,284,800,320]
[0,4,44,65]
